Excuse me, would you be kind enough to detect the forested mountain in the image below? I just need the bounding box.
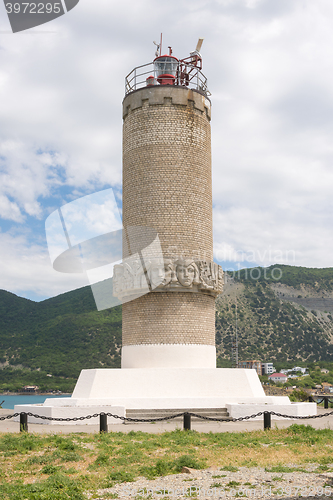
[0,265,332,391]
[0,287,121,392]
[216,265,333,367]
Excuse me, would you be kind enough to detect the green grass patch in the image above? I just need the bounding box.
[139,455,206,479]
[1,425,333,498]
[220,466,239,472]
[226,481,240,487]
[264,465,308,473]
[1,473,84,500]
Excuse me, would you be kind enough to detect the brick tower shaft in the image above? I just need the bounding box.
[120,84,222,369]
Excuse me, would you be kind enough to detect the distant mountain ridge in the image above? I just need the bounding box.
[216,265,333,366]
[0,286,122,383]
[0,265,332,391]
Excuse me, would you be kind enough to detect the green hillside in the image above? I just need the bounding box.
[0,265,332,392]
[216,265,333,366]
[0,287,121,392]
[234,264,333,291]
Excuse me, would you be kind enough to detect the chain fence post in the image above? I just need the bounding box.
[183,412,191,431]
[99,413,108,433]
[20,412,28,432]
[309,396,313,403]
[325,397,329,409]
[263,411,271,430]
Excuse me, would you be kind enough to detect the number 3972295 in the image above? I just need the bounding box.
[5,3,62,14]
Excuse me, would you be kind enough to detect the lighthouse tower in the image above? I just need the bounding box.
[118,40,223,369]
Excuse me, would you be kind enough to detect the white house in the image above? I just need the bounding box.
[291,366,307,374]
[268,373,288,384]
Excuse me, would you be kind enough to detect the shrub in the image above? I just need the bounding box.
[289,388,309,402]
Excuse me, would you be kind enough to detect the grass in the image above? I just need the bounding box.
[226,480,240,486]
[0,424,333,499]
[220,465,239,472]
[264,465,308,473]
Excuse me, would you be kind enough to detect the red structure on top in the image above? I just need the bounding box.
[152,37,204,87]
[125,37,210,96]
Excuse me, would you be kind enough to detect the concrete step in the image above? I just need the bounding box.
[125,407,232,422]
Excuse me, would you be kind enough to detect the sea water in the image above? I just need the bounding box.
[0,394,71,409]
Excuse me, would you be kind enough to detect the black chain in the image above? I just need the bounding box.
[183,411,264,422]
[312,398,333,404]
[0,413,20,421]
[14,411,186,423]
[269,410,333,420]
[104,412,185,423]
[26,412,101,421]
[1,409,333,423]
[185,410,333,422]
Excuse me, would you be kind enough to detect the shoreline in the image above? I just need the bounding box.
[0,392,72,396]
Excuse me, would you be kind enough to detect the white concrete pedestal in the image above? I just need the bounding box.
[14,368,316,424]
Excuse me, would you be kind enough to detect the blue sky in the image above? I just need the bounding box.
[0,0,333,302]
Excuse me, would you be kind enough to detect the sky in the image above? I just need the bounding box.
[0,0,332,302]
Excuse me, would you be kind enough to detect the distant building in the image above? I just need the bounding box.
[268,373,288,384]
[262,363,276,375]
[321,369,330,374]
[280,367,307,375]
[291,366,307,374]
[22,385,39,393]
[322,382,333,393]
[238,360,262,376]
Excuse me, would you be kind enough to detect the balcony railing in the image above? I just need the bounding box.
[125,60,210,97]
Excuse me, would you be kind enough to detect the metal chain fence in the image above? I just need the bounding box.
[1,406,333,432]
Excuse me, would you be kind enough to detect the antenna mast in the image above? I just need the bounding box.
[153,33,163,58]
[231,296,239,368]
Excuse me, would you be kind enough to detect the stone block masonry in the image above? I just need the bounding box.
[122,87,212,260]
[122,292,215,346]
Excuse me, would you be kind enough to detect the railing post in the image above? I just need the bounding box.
[183,412,191,431]
[20,412,28,432]
[99,413,108,433]
[309,396,313,403]
[263,411,271,430]
[325,397,329,409]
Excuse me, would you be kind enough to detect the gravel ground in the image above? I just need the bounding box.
[92,466,333,499]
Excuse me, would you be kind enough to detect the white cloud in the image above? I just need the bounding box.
[0,195,23,222]
[0,141,67,221]
[0,231,89,299]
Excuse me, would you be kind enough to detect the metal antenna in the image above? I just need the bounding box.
[153,33,163,57]
[231,295,239,368]
[196,37,204,52]
[153,40,160,58]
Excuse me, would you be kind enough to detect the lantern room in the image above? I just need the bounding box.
[153,54,179,85]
